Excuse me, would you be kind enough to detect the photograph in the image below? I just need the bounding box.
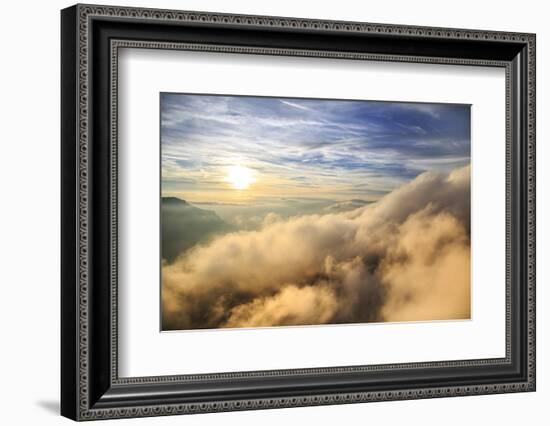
[58,3,536,420]
[160,93,472,331]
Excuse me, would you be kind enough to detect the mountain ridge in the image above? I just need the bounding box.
[161,196,234,262]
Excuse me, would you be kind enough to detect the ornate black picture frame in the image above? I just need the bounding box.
[61,4,536,421]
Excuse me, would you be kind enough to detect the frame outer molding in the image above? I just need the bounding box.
[61,3,536,421]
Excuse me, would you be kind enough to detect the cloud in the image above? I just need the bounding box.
[379,205,470,321]
[225,284,338,328]
[162,165,471,330]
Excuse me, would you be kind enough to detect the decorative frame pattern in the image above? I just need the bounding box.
[61,4,536,421]
[110,40,512,384]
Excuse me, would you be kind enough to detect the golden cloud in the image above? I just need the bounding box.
[162,165,471,330]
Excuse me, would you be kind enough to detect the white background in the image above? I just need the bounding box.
[119,49,505,377]
[0,0,547,425]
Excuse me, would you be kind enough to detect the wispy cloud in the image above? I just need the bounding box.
[279,99,312,111]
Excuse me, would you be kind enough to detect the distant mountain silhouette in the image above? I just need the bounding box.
[323,199,372,213]
[162,197,234,262]
[162,197,190,206]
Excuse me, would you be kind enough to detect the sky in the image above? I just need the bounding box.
[160,93,470,205]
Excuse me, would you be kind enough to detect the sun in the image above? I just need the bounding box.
[226,165,255,190]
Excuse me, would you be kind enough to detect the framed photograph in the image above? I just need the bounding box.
[61,4,536,421]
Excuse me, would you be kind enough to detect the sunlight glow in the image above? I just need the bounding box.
[226,165,255,190]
